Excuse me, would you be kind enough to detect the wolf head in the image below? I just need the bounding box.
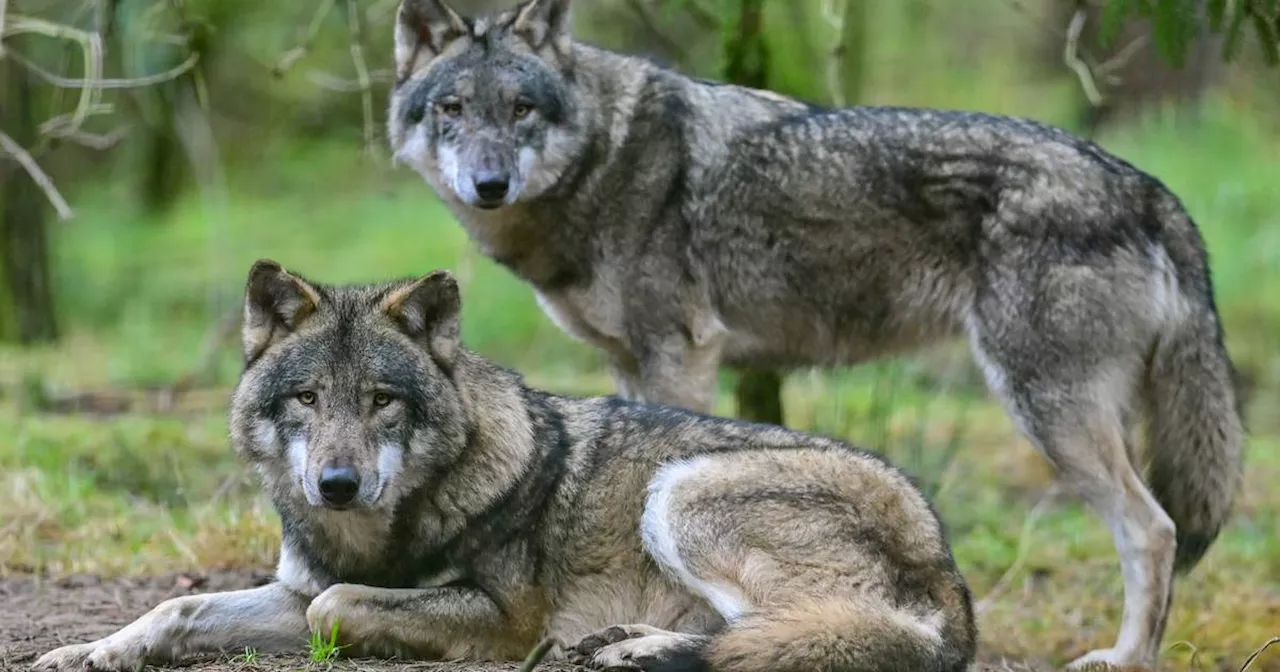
[229,259,470,512]
[386,0,587,210]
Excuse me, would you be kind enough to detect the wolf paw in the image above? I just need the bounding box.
[32,640,148,672]
[32,643,95,671]
[567,625,703,671]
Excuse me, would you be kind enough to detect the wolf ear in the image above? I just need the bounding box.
[395,0,469,73]
[381,270,462,371]
[512,0,572,57]
[242,259,322,364]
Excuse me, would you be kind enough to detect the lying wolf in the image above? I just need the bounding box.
[384,0,1246,667]
[33,259,976,672]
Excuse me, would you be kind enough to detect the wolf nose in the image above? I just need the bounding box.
[473,173,510,202]
[318,466,360,507]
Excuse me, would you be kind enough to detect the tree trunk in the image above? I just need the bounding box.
[0,42,59,344]
[722,0,785,426]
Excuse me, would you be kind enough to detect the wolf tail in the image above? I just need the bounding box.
[661,593,975,672]
[1146,192,1246,572]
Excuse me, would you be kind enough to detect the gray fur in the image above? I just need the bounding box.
[385,1,1246,668]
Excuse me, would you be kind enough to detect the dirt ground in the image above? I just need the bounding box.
[1,570,1047,672]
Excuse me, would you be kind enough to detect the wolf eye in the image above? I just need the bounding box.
[513,102,534,119]
[297,391,316,406]
[438,101,463,117]
[372,392,393,407]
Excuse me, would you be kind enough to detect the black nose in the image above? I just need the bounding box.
[318,466,360,507]
[473,173,510,202]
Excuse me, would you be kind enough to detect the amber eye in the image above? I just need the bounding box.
[438,101,463,117]
[513,102,533,119]
[297,391,316,406]
[373,392,392,407]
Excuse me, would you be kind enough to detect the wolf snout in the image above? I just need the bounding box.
[472,171,511,207]
[318,465,360,508]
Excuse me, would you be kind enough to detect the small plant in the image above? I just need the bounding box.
[308,619,344,664]
[235,646,258,663]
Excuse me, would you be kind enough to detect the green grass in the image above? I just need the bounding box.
[1,58,1278,672]
[309,621,344,664]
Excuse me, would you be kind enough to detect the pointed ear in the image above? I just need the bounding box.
[512,0,572,57]
[381,270,462,371]
[395,0,469,78]
[241,259,322,364]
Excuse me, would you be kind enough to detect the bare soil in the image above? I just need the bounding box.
[0,570,1046,672]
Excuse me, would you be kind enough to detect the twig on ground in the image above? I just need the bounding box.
[974,483,1062,615]
[518,637,561,672]
[0,130,75,220]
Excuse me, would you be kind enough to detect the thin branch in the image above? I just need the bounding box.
[3,13,107,139]
[0,130,74,221]
[7,49,200,89]
[1065,8,1105,106]
[272,0,338,78]
[1240,638,1280,672]
[343,0,379,159]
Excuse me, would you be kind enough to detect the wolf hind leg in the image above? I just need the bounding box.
[632,454,974,672]
[969,332,1174,669]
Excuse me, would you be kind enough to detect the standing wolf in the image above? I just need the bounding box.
[34,260,976,672]
[384,0,1245,668]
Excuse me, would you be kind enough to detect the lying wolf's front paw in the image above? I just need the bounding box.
[568,625,702,671]
[567,626,641,665]
[32,643,96,671]
[306,583,369,638]
[32,640,148,672]
[83,642,151,672]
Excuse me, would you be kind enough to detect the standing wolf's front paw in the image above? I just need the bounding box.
[32,640,149,672]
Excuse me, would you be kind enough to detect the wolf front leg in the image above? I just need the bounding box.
[629,316,727,415]
[305,583,540,661]
[32,582,310,671]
